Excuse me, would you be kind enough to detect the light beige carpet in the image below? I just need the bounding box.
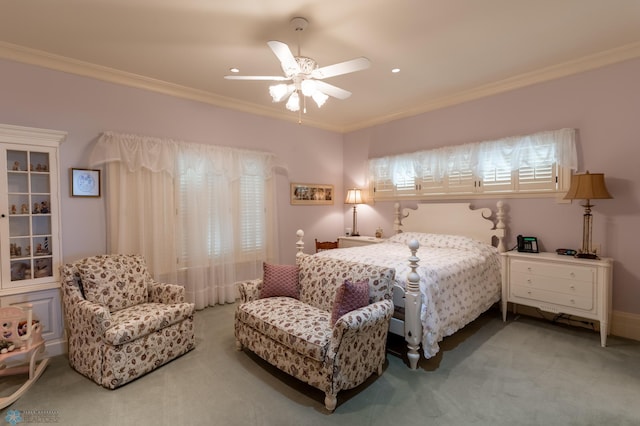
[2,303,640,425]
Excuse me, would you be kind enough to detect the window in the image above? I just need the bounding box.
[238,174,265,253]
[369,128,577,200]
[176,151,272,266]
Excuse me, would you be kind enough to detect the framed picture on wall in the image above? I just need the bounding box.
[70,168,101,197]
[290,183,334,205]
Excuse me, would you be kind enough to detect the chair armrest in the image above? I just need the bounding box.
[237,279,263,303]
[148,281,186,304]
[327,299,393,367]
[67,299,113,336]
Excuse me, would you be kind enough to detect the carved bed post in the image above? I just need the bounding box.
[405,239,421,370]
[495,200,506,253]
[393,203,402,234]
[296,229,305,256]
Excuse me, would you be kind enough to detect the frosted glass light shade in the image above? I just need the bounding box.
[286,91,300,112]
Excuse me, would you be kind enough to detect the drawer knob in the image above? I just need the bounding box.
[527,291,532,295]
[570,299,575,304]
[570,285,575,290]
[527,279,532,284]
[527,267,532,272]
[570,272,575,278]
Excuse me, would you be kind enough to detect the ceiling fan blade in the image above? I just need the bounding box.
[314,80,352,100]
[267,40,300,76]
[224,75,290,81]
[311,57,371,79]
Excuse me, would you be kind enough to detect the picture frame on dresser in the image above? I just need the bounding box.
[290,183,333,205]
[70,168,101,197]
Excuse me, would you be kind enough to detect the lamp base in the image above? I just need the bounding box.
[350,232,360,237]
[575,252,599,260]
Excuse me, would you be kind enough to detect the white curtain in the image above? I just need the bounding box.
[90,131,279,309]
[369,128,577,184]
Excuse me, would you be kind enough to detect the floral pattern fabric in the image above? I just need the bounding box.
[316,233,502,359]
[235,254,395,411]
[60,254,196,389]
[77,254,150,312]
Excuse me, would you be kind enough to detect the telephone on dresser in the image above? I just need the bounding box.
[517,235,539,253]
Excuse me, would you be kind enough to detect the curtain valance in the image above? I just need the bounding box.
[368,128,577,184]
[90,131,278,180]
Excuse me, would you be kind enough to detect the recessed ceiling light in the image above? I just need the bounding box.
[230,68,240,73]
[391,68,401,73]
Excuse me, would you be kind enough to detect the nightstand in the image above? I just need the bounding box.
[501,251,612,347]
[337,236,384,248]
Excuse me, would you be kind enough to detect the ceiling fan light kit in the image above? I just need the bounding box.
[225,17,370,121]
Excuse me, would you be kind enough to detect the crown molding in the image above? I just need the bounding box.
[344,41,640,132]
[2,40,640,134]
[0,42,339,132]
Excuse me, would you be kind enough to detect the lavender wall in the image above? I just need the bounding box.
[0,58,345,265]
[345,57,640,315]
[2,55,639,315]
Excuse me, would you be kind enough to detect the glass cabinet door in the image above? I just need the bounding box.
[5,149,54,284]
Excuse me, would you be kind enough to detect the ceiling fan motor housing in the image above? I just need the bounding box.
[288,57,317,76]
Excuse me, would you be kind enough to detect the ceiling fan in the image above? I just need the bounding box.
[224,17,371,118]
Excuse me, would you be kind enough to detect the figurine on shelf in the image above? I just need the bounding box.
[10,243,16,257]
[33,203,40,214]
[35,244,43,255]
[10,262,28,281]
[36,164,43,172]
[12,161,20,171]
[11,204,17,215]
[40,201,49,214]
[26,245,31,256]
[21,204,28,214]
[42,165,48,172]
[34,259,50,278]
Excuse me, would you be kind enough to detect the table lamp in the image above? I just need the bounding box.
[344,188,363,237]
[563,171,612,259]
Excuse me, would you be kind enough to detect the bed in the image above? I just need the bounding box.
[295,201,506,370]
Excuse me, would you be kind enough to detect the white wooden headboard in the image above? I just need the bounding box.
[393,201,506,252]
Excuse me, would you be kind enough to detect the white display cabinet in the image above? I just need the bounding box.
[0,124,66,355]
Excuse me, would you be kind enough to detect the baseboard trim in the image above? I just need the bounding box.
[610,311,640,342]
[505,304,640,342]
[45,338,67,357]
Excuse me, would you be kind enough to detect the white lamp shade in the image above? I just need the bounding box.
[286,91,300,112]
[300,79,316,97]
[311,90,328,108]
[344,188,363,204]
[269,84,293,102]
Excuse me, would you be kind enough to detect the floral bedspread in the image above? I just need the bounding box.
[315,232,501,358]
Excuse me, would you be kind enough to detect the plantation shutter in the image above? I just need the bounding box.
[367,128,577,200]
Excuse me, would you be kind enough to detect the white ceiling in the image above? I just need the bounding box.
[1,0,640,132]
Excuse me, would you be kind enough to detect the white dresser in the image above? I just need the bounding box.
[501,251,612,347]
[337,236,384,248]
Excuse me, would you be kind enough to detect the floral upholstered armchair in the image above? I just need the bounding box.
[60,254,195,389]
[235,253,395,412]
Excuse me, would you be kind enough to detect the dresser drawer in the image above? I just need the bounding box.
[510,271,594,297]
[502,252,612,347]
[511,285,594,312]
[510,259,595,282]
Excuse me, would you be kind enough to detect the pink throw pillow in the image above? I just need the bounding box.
[331,279,370,325]
[260,263,299,299]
